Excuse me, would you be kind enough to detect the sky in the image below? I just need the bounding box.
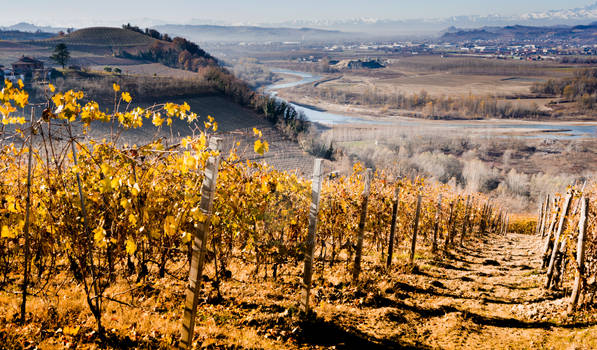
[0,0,593,27]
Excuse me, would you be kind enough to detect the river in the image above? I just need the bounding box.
[265,68,597,139]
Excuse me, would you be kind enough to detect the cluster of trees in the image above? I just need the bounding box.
[558,56,597,64]
[120,25,217,71]
[119,39,217,72]
[231,58,277,88]
[532,68,597,110]
[395,57,544,76]
[119,25,310,139]
[328,127,577,211]
[122,23,172,42]
[306,86,545,119]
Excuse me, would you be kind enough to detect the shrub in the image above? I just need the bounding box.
[508,217,537,235]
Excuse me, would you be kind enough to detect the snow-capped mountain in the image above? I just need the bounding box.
[522,2,597,21]
[260,2,597,36]
[4,2,597,39]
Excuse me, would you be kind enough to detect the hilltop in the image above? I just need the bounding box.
[39,27,163,55]
[440,22,597,43]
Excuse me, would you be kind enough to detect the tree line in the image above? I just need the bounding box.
[119,25,310,139]
[532,68,597,110]
[302,86,546,119]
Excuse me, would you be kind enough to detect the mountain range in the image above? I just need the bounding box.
[262,2,597,36]
[440,22,597,44]
[0,22,67,33]
[3,2,597,39]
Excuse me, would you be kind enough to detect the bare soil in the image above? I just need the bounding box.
[2,232,595,349]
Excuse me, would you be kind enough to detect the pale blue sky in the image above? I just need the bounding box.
[1,0,592,27]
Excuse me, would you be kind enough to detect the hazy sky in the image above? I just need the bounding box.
[0,0,593,27]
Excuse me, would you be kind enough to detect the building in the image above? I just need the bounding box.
[11,56,44,74]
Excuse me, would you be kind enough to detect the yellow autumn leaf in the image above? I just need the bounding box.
[181,231,192,244]
[163,215,176,236]
[190,207,208,222]
[93,226,107,248]
[125,237,137,255]
[111,177,119,189]
[120,198,131,210]
[128,213,137,226]
[1,225,15,239]
[254,139,264,155]
[121,92,132,103]
[152,112,164,127]
[254,139,269,155]
[131,182,140,196]
[99,177,112,193]
[181,136,192,149]
[63,325,80,336]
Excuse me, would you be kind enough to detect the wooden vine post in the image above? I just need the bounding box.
[502,213,507,235]
[536,196,544,235]
[488,205,495,232]
[444,199,455,251]
[545,190,573,289]
[449,197,461,246]
[352,168,373,284]
[479,203,487,235]
[568,197,589,313]
[542,198,560,268]
[300,159,324,314]
[500,212,506,235]
[386,184,401,268]
[409,194,423,265]
[180,138,222,350]
[571,181,586,216]
[539,195,550,237]
[459,195,470,246]
[431,194,443,253]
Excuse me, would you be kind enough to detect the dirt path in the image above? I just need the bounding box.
[362,232,597,349]
[217,232,597,349]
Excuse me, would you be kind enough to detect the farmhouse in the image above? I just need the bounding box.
[11,56,44,74]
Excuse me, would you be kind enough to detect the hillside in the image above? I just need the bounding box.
[44,27,160,47]
[0,29,54,41]
[441,22,597,43]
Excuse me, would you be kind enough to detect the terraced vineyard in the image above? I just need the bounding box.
[45,27,158,48]
[0,81,596,349]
